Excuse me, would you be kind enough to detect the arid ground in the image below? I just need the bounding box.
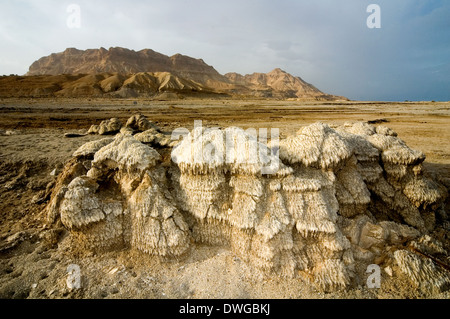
[0,98,449,299]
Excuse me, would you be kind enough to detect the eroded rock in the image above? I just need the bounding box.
[88,118,122,135]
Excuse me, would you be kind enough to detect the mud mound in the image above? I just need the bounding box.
[44,121,449,293]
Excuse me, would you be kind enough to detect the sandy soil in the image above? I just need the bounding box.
[0,98,449,299]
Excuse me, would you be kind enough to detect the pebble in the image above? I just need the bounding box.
[31,194,45,204]
[108,267,119,275]
[384,266,393,277]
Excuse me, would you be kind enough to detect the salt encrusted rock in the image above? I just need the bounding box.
[72,138,114,157]
[403,175,447,209]
[91,134,161,173]
[279,123,353,169]
[171,126,227,174]
[120,127,134,136]
[44,121,449,293]
[394,248,450,294]
[45,157,89,224]
[172,125,354,283]
[336,122,445,231]
[60,176,122,229]
[335,156,372,218]
[134,129,178,148]
[378,221,421,244]
[172,126,290,175]
[88,118,122,135]
[133,128,160,142]
[125,114,160,133]
[87,125,99,134]
[128,173,189,256]
[50,133,189,256]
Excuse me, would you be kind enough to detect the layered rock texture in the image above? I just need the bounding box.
[45,117,449,293]
[0,47,345,100]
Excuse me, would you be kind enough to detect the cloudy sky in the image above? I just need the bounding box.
[0,0,449,101]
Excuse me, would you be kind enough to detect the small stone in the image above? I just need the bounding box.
[384,266,393,277]
[108,267,119,275]
[358,222,387,250]
[31,194,45,204]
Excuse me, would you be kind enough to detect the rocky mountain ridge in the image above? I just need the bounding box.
[14,47,347,100]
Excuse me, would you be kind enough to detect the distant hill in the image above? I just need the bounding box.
[12,47,347,100]
[224,68,344,100]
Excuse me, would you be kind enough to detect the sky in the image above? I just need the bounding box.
[0,0,449,101]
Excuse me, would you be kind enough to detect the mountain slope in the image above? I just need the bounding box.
[0,73,212,98]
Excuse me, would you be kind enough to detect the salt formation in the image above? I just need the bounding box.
[170,126,296,277]
[71,138,114,157]
[336,122,446,232]
[45,120,449,293]
[88,118,122,135]
[85,114,173,148]
[394,235,450,294]
[125,114,160,133]
[134,129,178,148]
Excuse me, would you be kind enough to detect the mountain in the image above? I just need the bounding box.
[224,68,343,100]
[20,47,346,100]
[26,47,229,89]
